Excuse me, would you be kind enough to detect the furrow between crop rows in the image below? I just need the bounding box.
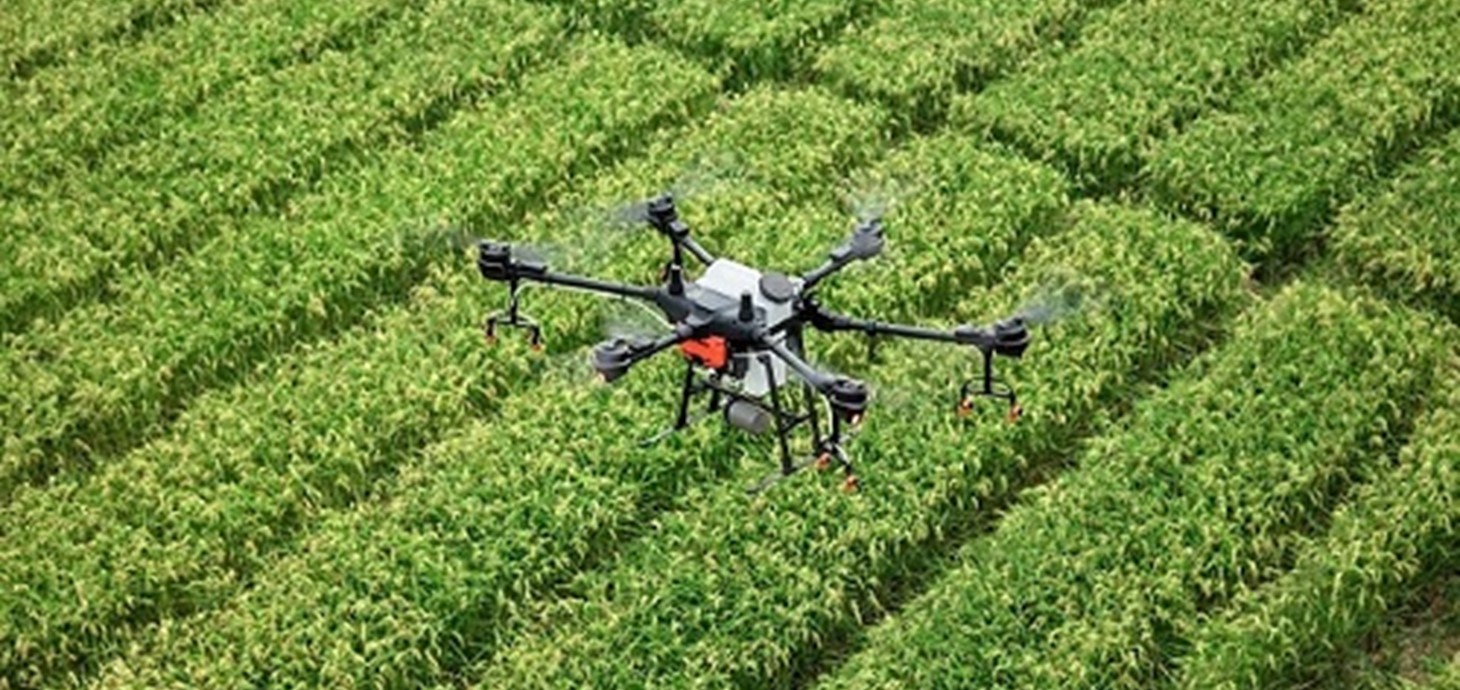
[0,0,566,498]
[1,0,215,81]
[1145,0,1460,263]
[466,199,1250,689]
[1170,361,1460,689]
[1331,126,1460,327]
[0,39,719,689]
[0,0,416,200]
[813,0,1122,128]
[0,0,563,337]
[817,281,1456,690]
[73,85,891,690]
[954,0,1359,192]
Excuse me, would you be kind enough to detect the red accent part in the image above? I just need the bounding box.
[841,474,860,493]
[1007,403,1023,423]
[680,336,729,369]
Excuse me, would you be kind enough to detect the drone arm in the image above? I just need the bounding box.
[800,301,994,350]
[529,270,660,301]
[680,236,715,266]
[800,257,849,292]
[763,334,871,422]
[800,219,886,291]
[633,325,695,360]
[478,241,658,301]
[762,336,836,392]
[593,324,694,382]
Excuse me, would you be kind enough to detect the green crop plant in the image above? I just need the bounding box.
[954,0,1354,192]
[468,200,1249,689]
[0,38,723,688]
[0,0,414,199]
[78,86,891,690]
[1145,0,1460,262]
[819,281,1454,690]
[0,0,564,336]
[0,0,578,496]
[1330,127,1460,325]
[1,0,209,79]
[813,0,1117,127]
[1171,363,1460,690]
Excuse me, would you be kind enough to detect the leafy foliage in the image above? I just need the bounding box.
[0,37,717,689]
[955,0,1354,190]
[0,0,570,496]
[822,282,1455,690]
[1331,127,1460,323]
[0,0,207,79]
[0,0,564,335]
[1145,0,1460,258]
[1172,362,1460,689]
[0,0,411,198]
[814,0,1112,124]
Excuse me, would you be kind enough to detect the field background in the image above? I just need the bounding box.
[3,0,1459,688]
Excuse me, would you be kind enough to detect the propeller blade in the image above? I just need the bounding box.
[600,297,673,342]
[588,150,749,231]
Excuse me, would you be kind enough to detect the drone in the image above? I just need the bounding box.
[473,193,1032,494]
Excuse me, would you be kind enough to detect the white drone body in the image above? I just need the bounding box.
[690,258,801,397]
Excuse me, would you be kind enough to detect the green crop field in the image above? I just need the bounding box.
[2,0,1457,688]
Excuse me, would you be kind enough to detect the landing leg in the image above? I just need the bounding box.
[641,361,701,447]
[747,354,820,495]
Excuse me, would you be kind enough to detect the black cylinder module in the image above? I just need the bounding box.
[592,339,633,383]
[828,378,869,420]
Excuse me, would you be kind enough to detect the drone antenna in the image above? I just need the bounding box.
[739,291,755,322]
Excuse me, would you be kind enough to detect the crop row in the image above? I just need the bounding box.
[0,0,562,336]
[464,199,1249,688]
[0,0,414,199]
[955,0,1356,191]
[819,281,1455,690]
[0,0,566,494]
[1,0,208,79]
[1145,0,1460,260]
[75,86,892,689]
[1331,126,1460,325]
[813,0,1118,125]
[0,38,720,689]
[1169,362,1460,690]
[537,0,871,85]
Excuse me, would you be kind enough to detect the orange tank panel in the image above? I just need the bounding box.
[680,336,728,369]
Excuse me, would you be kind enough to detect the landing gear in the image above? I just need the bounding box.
[641,338,862,496]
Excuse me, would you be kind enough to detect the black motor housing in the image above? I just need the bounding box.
[993,317,1030,357]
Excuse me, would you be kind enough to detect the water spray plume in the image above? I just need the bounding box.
[1011,267,1107,327]
[838,168,925,224]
